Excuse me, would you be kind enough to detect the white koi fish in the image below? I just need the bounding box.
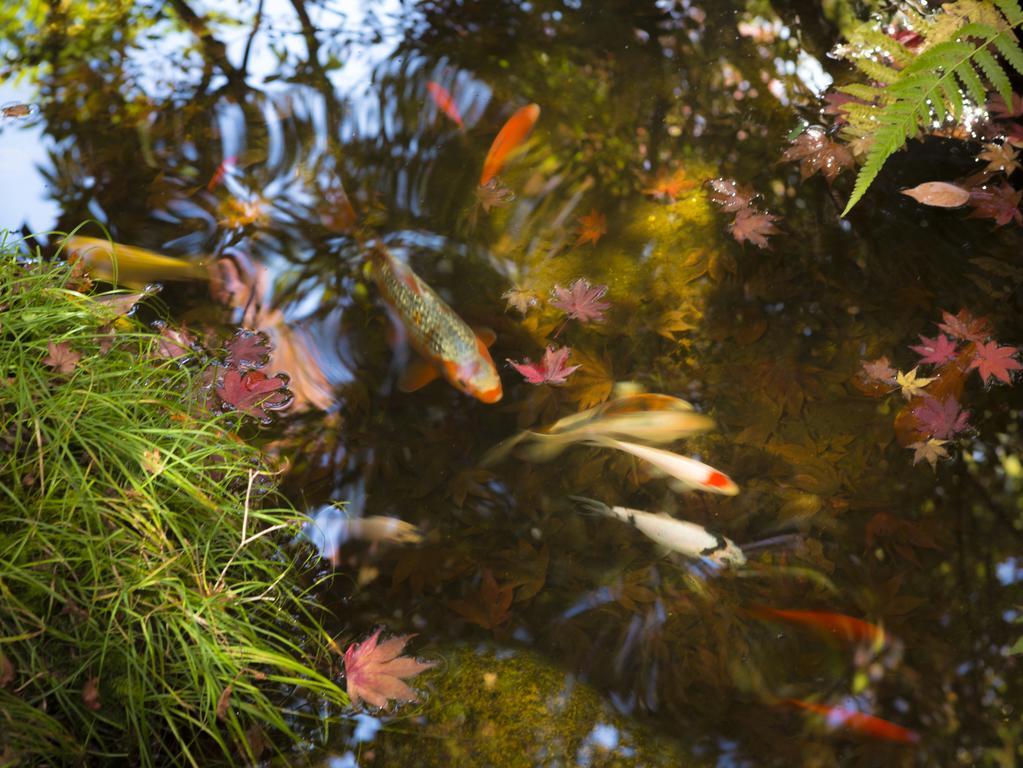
[588,437,739,496]
[571,496,746,566]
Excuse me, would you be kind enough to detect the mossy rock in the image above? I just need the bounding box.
[317,644,706,767]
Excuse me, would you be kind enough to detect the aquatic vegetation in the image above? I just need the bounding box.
[832,0,1023,213]
[0,245,347,764]
[342,629,435,709]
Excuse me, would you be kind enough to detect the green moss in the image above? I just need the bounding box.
[354,645,702,767]
[0,243,346,765]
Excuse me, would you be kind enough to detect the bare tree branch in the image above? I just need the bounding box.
[167,0,246,87]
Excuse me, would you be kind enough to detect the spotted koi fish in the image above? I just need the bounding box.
[369,244,502,403]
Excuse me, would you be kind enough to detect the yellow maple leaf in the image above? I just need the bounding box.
[896,367,936,399]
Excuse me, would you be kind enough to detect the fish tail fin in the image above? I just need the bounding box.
[479,431,530,467]
[568,496,612,518]
[519,433,575,462]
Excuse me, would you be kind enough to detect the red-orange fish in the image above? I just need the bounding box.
[747,606,888,649]
[479,103,540,186]
[207,156,237,192]
[782,699,920,744]
[426,81,464,129]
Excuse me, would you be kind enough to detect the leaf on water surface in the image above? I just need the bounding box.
[508,345,581,385]
[900,181,971,208]
[909,334,959,366]
[782,128,855,184]
[729,209,781,249]
[564,348,614,409]
[937,309,991,344]
[575,208,607,246]
[977,142,1021,176]
[989,92,1023,119]
[895,367,935,399]
[705,178,756,212]
[216,369,292,420]
[502,287,540,315]
[343,628,436,709]
[448,569,515,630]
[907,438,950,470]
[967,183,1023,226]
[94,288,156,318]
[154,324,196,359]
[43,341,81,374]
[912,396,970,439]
[968,340,1022,384]
[550,278,611,323]
[225,329,271,370]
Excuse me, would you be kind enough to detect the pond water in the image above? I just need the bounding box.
[3,0,1023,765]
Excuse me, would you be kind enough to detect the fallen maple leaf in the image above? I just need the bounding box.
[343,628,436,709]
[908,438,949,470]
[913,396,970,439]
[217,369,292,420]
[508,346,580,385]
[900,181,970,208]
[575,208,607,246]
[988,93,1023,119]
[474,177,515,212]
[706,178,756,212]
[967,183,1023,227]
[225,329,271,370]
[782,127,854,184]
[502,287,540,314]
[550,278,611,323]
[448,570,515,630]
[909,334,958,366]
[43,341,81,374]
[977,143,1021,176]
[730,208,781,249]
[154,324,195,359]
[896,367,935,399]
[642,167,698,201]
[860,356,896,384]
[937,309,991,344]
[968,340,1022,384]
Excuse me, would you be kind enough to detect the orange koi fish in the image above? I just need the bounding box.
[747,606,888,649]
[207,156,237,192]
[479,103,540,186]
[426,81,464,129]
[368,244,501,403]
[782,699,920,744]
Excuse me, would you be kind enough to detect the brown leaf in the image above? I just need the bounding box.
[216,683,233,720]
[900,182,970,208]
[782,128,854,183]
[82,677,101,711]
[43,341,81,374]
[448,569,515,630]
[729,209,781,249]
[565,348,614,409]
[0,653,13,687]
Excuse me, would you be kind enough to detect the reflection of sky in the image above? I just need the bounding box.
[0,81,59,232]
[996,557,1022,585]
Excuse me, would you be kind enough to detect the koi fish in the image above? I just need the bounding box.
[368,243,502,403]
[64,236,208,288]
[426,81,464,129]
[782,699,920,744]
[747,606,889,650]
[482,393,714,464]
[570,497,746,566]
[590,438,739,495]
[207,155,237,191]
[480,103,540,186]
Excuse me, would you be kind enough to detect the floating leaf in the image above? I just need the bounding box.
[730,209,781,249]
[642,167,698,201]
[977,143,1021,176]
[217,369,292,420]
[937,309,991,343]
[706,178,756,212]
[968,340,1022,384]
[967,183,1023,227]
[895,367,935,399]
[508,346,580,385]
[343,629,436,709]
[782,127,854,183]
[913,396,970,439]
[900,181,970,208]
[550,278,611,323]
[225,329,271,370]
[909,334,958,366]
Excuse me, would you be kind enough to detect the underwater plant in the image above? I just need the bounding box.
[0,239,347,765]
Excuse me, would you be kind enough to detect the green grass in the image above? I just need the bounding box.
[0,234,347,765]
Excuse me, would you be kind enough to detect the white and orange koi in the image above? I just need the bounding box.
[368,243,502,403]
[589,437,739,495]
[570,496,746,566]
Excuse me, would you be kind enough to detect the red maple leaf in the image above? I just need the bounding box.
[968,340,1022,384]
[967,183,1023,226]
[154,324,195,359]
[217,369,292,421]
[913,396,970,439]
[343,629,436,709]
[730,208,781,249]
[642,167,698,201]
[889,27,925,50]
[575,208,607,246]
[550,278,611,323]
[225,329,271,370]
[706,177,756,212]
[909,334,958,366]
[781,128,855,184]
[43,341,82,374]
[937,309,991,344]
[507,345,580,385]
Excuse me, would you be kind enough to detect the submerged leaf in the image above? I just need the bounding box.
[448,570,515,630]
[575,208,607,246]
[550,278,611,323]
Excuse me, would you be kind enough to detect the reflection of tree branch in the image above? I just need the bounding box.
[167,0,246,87]
[242,0,266,73]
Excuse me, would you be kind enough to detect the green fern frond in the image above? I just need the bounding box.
[838,1,1023,216]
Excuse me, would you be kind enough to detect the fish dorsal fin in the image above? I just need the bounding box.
[398,356,441,392]
[473,326,497,347]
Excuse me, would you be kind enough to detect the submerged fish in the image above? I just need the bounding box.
[592,438,739,495]
[64,236,208,288]
[368,243,502,403]
[747,606,889,650]
[782,698,920,744]
[571,496,746,566]
[482,393,714,464]
[426,81,464,129]
[479,103,540,186]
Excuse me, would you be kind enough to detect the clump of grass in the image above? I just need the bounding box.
[0,236,346,765]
